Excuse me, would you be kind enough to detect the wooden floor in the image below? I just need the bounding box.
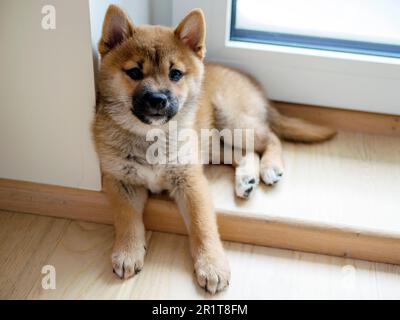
[1,210,400,300]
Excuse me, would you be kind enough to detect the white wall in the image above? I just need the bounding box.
[149,0,173,26]
[0,0,101,190]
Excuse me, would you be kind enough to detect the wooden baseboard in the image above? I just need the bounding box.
[1,178,399,265]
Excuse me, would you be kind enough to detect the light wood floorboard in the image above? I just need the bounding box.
[0,211,69,299]
[1,211,400,300]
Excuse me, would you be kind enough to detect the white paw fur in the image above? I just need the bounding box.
[261,166,284,185]
[235,174,259,199]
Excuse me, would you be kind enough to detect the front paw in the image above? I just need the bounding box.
[194,252,231,294]
[111,243,146,279]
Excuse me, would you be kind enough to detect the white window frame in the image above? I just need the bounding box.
[172,0,400,115]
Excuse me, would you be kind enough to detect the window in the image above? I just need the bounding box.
[231,0,400,58]
[173,0,400,115]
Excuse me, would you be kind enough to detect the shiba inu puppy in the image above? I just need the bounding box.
[92,5,336,294]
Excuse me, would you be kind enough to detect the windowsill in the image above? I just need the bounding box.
[226,40,400,66]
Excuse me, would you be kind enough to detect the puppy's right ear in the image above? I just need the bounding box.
[98,5,134,57]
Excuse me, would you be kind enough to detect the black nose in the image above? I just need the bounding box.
[144,92,168,110]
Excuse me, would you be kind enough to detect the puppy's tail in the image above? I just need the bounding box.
[268,106,337,143]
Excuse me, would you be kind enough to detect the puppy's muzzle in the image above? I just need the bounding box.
[131,89,179,125]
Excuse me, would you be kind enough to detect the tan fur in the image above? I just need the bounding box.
[268,106,337,142]
[92,5,336,294]
[104,176,147,279]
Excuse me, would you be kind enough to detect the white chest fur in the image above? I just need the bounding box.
[134,163,168,193]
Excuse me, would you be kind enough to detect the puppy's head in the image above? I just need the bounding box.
[97,5,206,132]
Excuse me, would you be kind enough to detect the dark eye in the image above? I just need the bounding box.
[126,67,143,81]
[169,69,183,82]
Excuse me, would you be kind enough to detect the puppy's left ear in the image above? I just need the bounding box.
[175,9,206,59]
